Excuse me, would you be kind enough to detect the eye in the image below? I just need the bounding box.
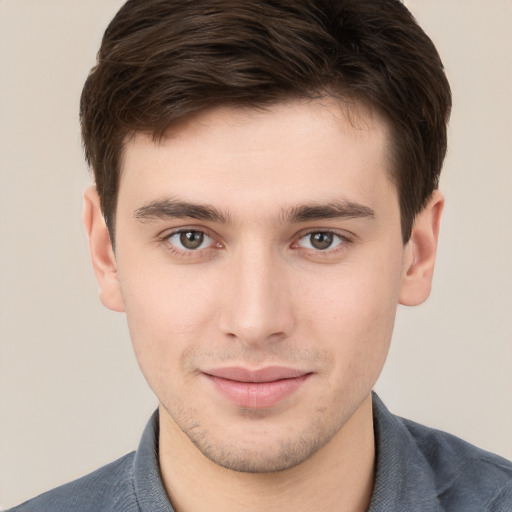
[296,231,344,251]
[167,230,214,251]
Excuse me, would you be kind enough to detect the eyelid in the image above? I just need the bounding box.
[158,224,217,241]
[169,231,213,250]
[294,227,353,242]
[158,225,223,255]
[291,229,353,253]
[156,225,354,259]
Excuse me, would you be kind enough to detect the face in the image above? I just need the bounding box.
[92,99,423,472]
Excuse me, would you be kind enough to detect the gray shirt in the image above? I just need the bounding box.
[8,394,512,511]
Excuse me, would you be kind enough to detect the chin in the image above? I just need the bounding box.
[193,440,323,474]
[181,414,343,474]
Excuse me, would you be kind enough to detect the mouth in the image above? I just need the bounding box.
[202,366,313,409]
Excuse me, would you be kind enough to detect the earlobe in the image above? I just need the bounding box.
[399,190,444,306]
[83,186,125,312]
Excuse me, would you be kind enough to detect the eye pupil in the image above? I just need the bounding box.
[180,230,204,249]
[310,232,333,250]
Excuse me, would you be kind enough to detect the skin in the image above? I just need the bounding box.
[84,98,443,512]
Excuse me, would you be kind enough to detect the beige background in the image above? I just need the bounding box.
[1,0,511,508]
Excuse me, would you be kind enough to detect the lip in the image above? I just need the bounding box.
[203,366,312,409]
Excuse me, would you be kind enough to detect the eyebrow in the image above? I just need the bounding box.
[284,201,375,223]
[134,198,375,224]
[134,198,230,223]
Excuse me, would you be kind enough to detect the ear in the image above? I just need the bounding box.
[399,190,444,306]
[83,186,125,312]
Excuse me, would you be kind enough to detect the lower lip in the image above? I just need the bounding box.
[205,374,311,409]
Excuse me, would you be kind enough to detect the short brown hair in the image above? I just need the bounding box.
[80,0,451,242]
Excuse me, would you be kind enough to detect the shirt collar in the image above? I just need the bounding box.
[133,409,175,512]
[132,395,444,511]
[368,393,443,511]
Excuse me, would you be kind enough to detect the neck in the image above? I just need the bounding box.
[159,394,375,512]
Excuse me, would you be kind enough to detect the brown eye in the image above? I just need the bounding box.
[297,231,344,251]
[167,230,212,251]
[180,231,204,249]
[310,232,333,250]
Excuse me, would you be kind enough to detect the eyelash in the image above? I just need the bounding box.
[158,228,352,258]
[292,230,351,255]
[159,228,222,258]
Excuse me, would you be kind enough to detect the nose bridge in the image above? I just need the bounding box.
[219,241,294,346]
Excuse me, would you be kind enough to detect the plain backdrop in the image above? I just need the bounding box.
[1,0,511,508]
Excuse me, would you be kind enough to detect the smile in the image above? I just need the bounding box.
[203,366,312,409]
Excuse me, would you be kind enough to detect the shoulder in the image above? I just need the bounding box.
[402,417,512,511]
[371,394,512,511]
[6,452,139,512]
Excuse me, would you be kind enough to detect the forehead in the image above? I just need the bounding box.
[118,98,396,217]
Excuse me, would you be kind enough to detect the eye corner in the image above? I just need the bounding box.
[158,226,223,259]
[291,229,356,260]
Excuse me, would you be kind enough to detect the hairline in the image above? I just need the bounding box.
[106,92,406,245]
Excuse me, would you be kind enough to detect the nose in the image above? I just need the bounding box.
[218,245,295,347]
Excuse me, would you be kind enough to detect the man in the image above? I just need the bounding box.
[8,0,512,511]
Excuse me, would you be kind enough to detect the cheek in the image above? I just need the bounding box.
[299,257,402,377]
[121,258,218,324]
[118,265,220,378]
